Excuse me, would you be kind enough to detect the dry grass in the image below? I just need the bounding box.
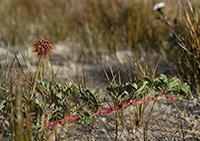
[0,0,195,50]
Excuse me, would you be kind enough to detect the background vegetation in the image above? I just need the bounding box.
[1,0,199,93]
[0,0,186,52]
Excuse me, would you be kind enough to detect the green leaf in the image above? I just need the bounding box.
[136,81,148,94]
[0,100,5,111]
[143,76,151,82]
[159,74,168,83]
[56,93,62,99]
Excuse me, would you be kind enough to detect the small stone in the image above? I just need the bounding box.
[193,98,197,106]
[102,117,107,123]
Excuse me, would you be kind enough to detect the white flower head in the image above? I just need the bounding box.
[153,2,165,11]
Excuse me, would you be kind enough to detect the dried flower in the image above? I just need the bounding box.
[32,36,54,59]
[153,2,165,11]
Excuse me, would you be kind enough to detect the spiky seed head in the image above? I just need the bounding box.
[32,36,54,59]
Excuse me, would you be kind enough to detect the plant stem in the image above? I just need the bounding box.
[45,94,183,127]
[30,58,42,101]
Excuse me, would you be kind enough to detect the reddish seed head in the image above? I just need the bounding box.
[32,36,54,59]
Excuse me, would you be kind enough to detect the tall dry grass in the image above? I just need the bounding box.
[0,0,185,51]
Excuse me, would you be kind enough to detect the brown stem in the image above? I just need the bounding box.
[30,58,42,101]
